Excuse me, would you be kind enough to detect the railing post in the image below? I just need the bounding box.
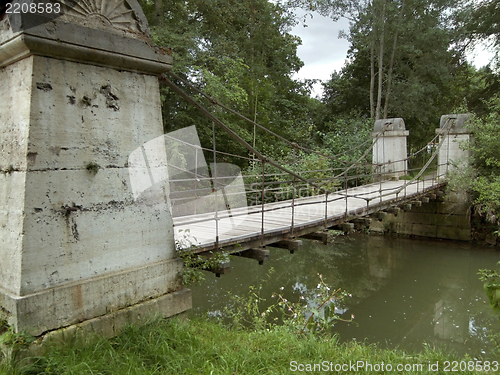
[291,147,296,236]
[324,191,328,226]
[194,150,198,215]
[379,169,382,204]
[261,160,265,247]
[212,120,219,250]
[344,171,348,220]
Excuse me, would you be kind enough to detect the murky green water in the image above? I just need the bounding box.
[190,234,500,357]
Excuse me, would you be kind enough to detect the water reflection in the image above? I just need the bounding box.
[190,234,500,357]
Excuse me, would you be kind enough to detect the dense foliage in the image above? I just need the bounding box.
[138,0,498,170]
[285,0,473,148]
[139,0,319,169]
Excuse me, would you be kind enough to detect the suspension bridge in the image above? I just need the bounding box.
[159,73,471,273]
[0,0,474,337]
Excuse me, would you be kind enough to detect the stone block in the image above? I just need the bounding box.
[440,214,470,228]
[0,58,31,170]
[411,224,437,238]
[27,57,163,172]
[437,201,470,215]
[369,220,385,234]
[34,289,192,354]
[402,212,438,225]
[2,258,183,336]
[409,202,438,214]
[436,226,471,241]
[394,221,412,235]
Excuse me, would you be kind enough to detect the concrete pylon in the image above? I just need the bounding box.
[0,0,190,337]
[372,118,409,179]
[435,114,473,178]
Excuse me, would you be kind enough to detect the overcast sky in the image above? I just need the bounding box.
[290,11,496,98]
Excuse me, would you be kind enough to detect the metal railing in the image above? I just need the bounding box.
[160,73,455,251]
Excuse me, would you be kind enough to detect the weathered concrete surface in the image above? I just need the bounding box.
[17,289,191,360]
[372,118,409,178]
[436,114,472,178]
[0,0,190,337]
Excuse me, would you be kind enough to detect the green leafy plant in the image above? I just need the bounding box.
[0,325,35,369]
[0,327,34,351]
[224,270,353,337]
[273,273,354,336]
[479,261,500,318]
[175,229,230,286]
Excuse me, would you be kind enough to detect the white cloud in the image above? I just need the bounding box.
[290,10,496,98]
[290,11,350,97]
[466,38,497,68]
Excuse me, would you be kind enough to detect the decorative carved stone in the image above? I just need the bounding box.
[0,0,151,40]
[0,0,170,74]
[59,0,150,38]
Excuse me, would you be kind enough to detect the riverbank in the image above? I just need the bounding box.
[190,234,500,357]
[2,316,498,374]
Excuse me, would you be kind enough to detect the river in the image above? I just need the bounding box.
[189,233,500,358]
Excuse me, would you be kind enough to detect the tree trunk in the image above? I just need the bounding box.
[383,0,405,119]
[375,0,387,121]
[155,0,163,24]
[370,42,375,119]
[369,1,376,119]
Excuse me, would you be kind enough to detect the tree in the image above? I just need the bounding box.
[308,0,467,147]
[461,0,500,64]
[139,0,319,167]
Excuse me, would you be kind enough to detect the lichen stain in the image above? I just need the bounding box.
[81,95,92,107]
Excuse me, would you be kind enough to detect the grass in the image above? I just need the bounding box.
[1,316,494,375]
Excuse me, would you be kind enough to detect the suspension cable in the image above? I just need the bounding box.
[159,74,327,192]
[165,71,382,167]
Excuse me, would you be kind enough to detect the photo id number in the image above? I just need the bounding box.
[6,2,61,14]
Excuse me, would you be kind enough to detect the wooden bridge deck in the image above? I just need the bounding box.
[173,178,446,254]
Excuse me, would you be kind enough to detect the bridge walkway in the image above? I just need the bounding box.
[173,177,445,255]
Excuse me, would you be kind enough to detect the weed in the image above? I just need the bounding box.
[479,261,500,317]
[0,327,34,352]
[223,270,354,337]
[175,229,230,286]
[1,166,16,175]
[0,320,7,335]
[328,229,344,237]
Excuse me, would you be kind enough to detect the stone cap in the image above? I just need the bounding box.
[373,118,406,132]
[436,114,472,134]
[0,0,172,74]
[372,118,409,137]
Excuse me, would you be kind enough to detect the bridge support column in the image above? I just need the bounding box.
[271,239,303,254]
[237,248,270,265]
[372,118,409,179]
[0,2,190,338]
[301,230,330,244]
[436,114,473,178]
